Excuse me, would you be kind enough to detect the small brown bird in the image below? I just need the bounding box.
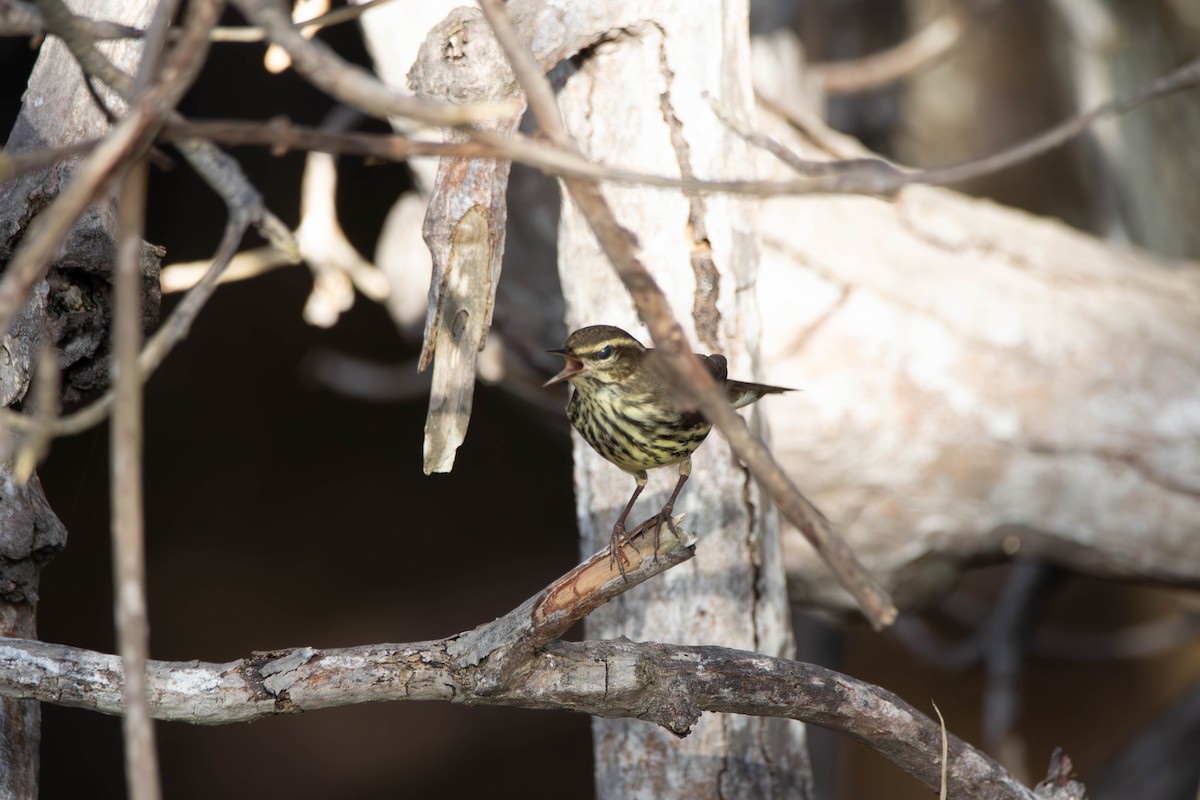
[545,325,789,567]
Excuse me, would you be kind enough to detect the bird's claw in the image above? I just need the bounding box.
[608,522,636,580]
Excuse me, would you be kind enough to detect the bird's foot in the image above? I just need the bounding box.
[608,522,636,580]
[642,506,678,564]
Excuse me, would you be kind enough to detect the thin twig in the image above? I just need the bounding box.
[110,0,193,795]
[934,700,949,800]
[11,345,59,483]
[159,246,291,293]
[10,47,1200,208]
[0,0,141,40]
[209,0,396,42]
[1,0,395,41]
[192,46,1200,196]
[112,155,160,800]
[230,0,518,126]
[812,3,971,94]
[0,196,254,438]
[475,0,897,629]
[51,219,246,436]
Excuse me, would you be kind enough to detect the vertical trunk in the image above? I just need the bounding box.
[1056,0,1200,259]
[554,2,812,797]
[0,476,64,799]
[0,0,157,792]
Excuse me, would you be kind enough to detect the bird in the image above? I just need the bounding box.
[544,325,790,572]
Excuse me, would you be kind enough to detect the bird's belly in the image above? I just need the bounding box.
[567,390,711,472]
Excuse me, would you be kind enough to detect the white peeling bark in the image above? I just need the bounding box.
[554,2,812,797]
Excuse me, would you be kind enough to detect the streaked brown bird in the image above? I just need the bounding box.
[545,325,790,567]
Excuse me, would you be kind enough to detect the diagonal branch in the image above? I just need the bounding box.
[475,0,897,629]
[229,0,517,126]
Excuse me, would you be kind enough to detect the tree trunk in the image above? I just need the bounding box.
[748,72,1200,610]
[0,0,158,792]
[553,3,813,797]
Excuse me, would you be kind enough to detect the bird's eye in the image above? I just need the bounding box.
[596,345,614,360]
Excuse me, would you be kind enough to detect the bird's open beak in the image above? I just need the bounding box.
[544,348,582,387]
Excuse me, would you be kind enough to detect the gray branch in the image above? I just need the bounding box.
[0,519,1080,800]
[0,635,1082,800]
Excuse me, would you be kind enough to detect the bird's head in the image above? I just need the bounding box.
[544,325,646,387]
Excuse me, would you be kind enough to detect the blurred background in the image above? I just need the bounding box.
[1,0,1197,797]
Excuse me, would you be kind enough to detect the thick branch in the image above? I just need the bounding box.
[0,522,1073,800]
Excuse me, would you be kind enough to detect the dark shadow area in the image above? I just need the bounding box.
[5,13,588,800]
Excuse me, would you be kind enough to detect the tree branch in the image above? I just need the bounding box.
[112,155,160,800]
[0,518,1078,799]
[228,0,516,127]
[7,50,1199,208]
[809,0,997,94]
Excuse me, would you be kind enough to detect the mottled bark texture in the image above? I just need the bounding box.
[548,2,814,797]
[0,0,161,793]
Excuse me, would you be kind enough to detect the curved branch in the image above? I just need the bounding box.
[228,0,516,127]
[812,5,970,94]
[0,520,1076,800]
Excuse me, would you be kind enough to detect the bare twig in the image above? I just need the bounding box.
[229,0,517,126]
[12,47,1200,212]
[812,2,972,94]
[189,47,1200,196]
[159,246,291,293]
[210,0,396,42]
[1,0,395,41]
[8,8,1200,208]
[934,700,949,800]
[110,0,198,795]
[112,156,160,800]
[11,345,59,484]
[0,0,141,39]
[0,213,249,439]
[475,0,897,629]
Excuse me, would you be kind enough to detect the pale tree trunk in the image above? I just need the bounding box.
[553,3,813,797]
[1055,0,1200,259]
[749,45,1200,609]
[389,0,1197,790]
[0,0,157,793]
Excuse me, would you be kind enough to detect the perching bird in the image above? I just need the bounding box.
[545,325,789,569]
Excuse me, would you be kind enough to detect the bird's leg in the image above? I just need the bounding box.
[609,471,647,578]
[651,458,691,559]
